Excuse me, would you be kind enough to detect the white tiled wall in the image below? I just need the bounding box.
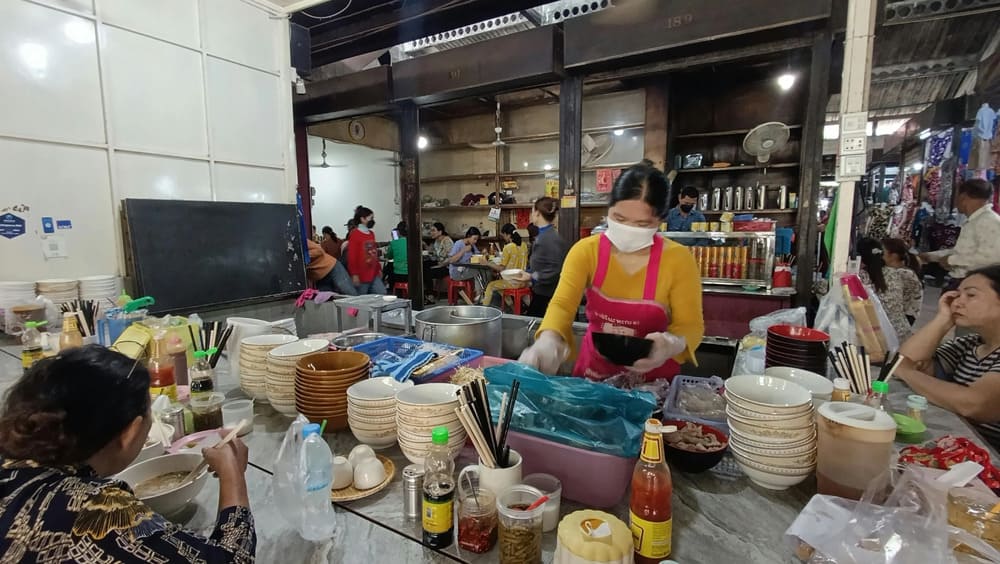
[0,0,294,281]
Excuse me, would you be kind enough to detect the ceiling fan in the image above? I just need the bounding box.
[469,101,506,149]
[311,139,347,168]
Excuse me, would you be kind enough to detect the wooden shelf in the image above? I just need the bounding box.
[420,173,496,183]
[581,203,610,208]
[699,209,797,215]
[420,204,533,212]
[675,163,800,174]
[675,125,802,139]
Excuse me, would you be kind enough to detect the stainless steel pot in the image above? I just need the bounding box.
[414,306,503,357]
[501,316,538,360]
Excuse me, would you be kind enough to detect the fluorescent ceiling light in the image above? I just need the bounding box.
[613,129,624,136]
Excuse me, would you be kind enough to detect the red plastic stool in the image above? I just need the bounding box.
[447,277,474,305]
[392,281,409,298]
[501,286,533,314]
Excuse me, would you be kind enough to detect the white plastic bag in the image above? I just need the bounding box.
[749,307,808,337]
[272,414,336,540]
[814,273,899,363]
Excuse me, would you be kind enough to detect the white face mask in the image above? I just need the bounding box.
[605,217,657,253]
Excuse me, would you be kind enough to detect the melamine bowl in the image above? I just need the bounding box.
[726,405,814,429]
[767,325,830,343]
[346,402,397,417]
[724,375,813,414]
[241,334,299,348]
[347,377,414,402]
[350,428,398,449]
[732,452,813,490]
[764,367,833,400]
[268,339,330,358]
[726,414,815,443]
[729,426,816,450]
[395,383,461,406]
[116,453,208,516]
[729,442,816,469]
[296,351,370,374]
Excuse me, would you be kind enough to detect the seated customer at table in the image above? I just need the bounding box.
[665,186,706,234]
[306,239,357,295]
[443,227,483,301]
[385,221,409,286]
[895,265,1000,447]
[0,346,255,563]
[484,223,530,307]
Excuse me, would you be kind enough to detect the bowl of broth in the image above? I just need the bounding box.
[116,453,208,516]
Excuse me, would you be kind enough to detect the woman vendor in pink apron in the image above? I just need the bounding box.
[519,164,705,382]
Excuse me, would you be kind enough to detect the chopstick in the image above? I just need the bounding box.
[455,405,496,468]
[496,380,519,468]
[830,343,873,395]
[210,326,233,368]
[882,353,905,385]
[183,419,248,483]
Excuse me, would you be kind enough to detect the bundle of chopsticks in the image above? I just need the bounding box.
[829,343,905,395]
[60,299,101,339]
[412,348,465,379]
[454,378,520,469]
[189,321,232,368]
[778,254,797,266]
[839,274,888,362]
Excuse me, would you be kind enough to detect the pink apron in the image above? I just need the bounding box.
[572,234,681,382]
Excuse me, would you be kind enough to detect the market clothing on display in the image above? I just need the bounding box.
[347,226,381,284]
[527,224,568,300]
[483,241,529,306]
[932,204,1000,278]
[975,104,997,140]
[859,266,923,341]
[0,459,257,563]
[664,205,706,232]
[535,234,704,380]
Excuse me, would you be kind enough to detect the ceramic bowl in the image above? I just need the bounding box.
[729,442,816,469]
[726,414,815,443]
[395,409,461,427]
[296,351,370,375]
[396,383,461,407]
[729,426,816,450]
[591,332,653,366]
[353,457,386,490]
[661,420,728,474]
[116,453,208,516]
[348,377,414,402]
[348,444,377,466]
[398,441,463,465]
[242,334,299,348]
[268,339,330,358]
[347,413,396,428]
[332,456,353,490]
[350,428,399,449]
[732,452,813,490]
[725,400,813,422]
[767,325,830,343]
[725,406,814,429]
[347,402,396,416]
[396,422,464,443]
[724,375,813,414]
[500,268,526,281]
[764,367,834,400]
[348,418,397,434]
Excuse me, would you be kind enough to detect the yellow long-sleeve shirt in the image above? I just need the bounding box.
[538,235,705,365]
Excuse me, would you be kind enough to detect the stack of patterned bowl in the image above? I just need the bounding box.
[266,339,330,416]
[347,377,414,449]
[295,350,370,431]
[395,383,466,464]
[36,279,78,305]
[238,335,298,401]
[724,374,817,491]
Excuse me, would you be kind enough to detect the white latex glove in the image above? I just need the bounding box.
[518,330,568,375]
[631,332,687,373]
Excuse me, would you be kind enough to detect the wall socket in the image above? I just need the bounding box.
[840,133,867,155]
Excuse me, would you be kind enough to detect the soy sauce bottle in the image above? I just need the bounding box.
[422,427,455,548]
[188,347,217,400]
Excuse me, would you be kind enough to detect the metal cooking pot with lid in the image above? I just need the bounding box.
[414,306,502,357]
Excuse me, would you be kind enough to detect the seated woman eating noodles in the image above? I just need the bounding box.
[895,265,1000,447]
[483,223,530,307]
[0,346,255,563]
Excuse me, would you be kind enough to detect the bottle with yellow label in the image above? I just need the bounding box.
[422,426,455,548]
[630,418,675,564]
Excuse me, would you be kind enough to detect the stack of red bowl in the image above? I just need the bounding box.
[765,324,830,374]
[295,351,371,432]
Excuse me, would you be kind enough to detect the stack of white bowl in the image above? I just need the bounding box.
[78,275,122,302]
[239,335,298,401]
[724,374,817,490]
[0,281,37,329]
[347,377,414,449]
[36,279,78,304]
[266,339,329,416]
[764,366,834,403]
[395,383,467,464]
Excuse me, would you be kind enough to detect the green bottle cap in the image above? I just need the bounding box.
[431,426,449,445]
[872,380,889,394]
[25,321,47,328]
[194,350,208,359]
[207,347,218,356]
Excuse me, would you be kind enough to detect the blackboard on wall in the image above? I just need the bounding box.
[123,199,307,313]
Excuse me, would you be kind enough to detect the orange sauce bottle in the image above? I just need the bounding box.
[630,418,674,563]
[148,332,177,401]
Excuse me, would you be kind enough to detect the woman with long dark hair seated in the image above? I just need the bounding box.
[857,237,923,341]
[0,346,255,562]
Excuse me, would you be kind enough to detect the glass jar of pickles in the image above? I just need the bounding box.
[948,487,1000,554]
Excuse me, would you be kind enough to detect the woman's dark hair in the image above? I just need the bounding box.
[322,226,339,242]
[465,227,481,239]
[611,163,670,217]
[534,197,560,223]
[346,218,358,231]
[856,237,887,293]
[882,238,921,280]
[501,223,522,246]
[0,346,150,465]
[353,206,374,223]
[395,222,408,238]
[432,222,447,236]
[967,265,1000,297]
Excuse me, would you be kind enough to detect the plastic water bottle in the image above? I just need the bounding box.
[299,423,337,540]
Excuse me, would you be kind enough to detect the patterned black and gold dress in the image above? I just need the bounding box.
[0,458,256,563]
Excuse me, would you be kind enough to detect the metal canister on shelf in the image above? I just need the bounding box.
[738,246,748,279]
[700,247,710,277]
[734,186,744,211]
[778,185,788,209]
[758,185,767,210]
[711,187,722,211]
[403,464,425,519]
[699,191,710,210]
[723,186,733,211]
[745,186,757,210]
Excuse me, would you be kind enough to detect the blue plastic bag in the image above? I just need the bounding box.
[484,363,658,458]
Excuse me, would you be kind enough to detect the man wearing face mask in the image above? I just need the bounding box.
[519,164,705,383]
[665,186,705,235]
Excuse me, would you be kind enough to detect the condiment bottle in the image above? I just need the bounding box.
[831,378,852,402]
[906,394,928,423]
[630,418,675,563]
[115,288,131,307]
[422,427,456,549]
[21,320,46,371]
[59,312,83,351]
[865,380,889,411]
[166,327,188,386]
[148,331,177,401]
[188,348,217,400]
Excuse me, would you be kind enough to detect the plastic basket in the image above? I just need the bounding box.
[662,375,729,433]
[351,336,483,384]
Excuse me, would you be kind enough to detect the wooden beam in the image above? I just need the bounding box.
[294,124,312,236]
[397,102,424,309]
[643,82,669,171]
[558,76,583,246]
[795,29,833,305]
[307,116,400,153]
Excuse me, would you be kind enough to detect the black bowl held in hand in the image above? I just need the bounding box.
[591,332,654,366]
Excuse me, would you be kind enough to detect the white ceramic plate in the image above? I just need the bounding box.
[764,367,834,399]
[269,339,329,358]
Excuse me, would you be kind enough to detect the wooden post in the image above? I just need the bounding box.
[294,124,312,233]
[558,75,583,244]
[398,102,425,309]
[795,29,833,304]
[644,82,670,171]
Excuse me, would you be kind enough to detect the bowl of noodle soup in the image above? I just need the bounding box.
[116,453,208,516]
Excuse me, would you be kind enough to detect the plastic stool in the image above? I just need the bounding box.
[501,286,533,315]
[447,277,474,305]
[393,281,409,298]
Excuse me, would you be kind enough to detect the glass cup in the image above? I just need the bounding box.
[523,473,562,533]
[221,399,254,436]
[458,487,497,554]
[497,485,544,564]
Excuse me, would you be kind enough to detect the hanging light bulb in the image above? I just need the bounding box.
[777,73,796,91]
[417,136,429,150]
